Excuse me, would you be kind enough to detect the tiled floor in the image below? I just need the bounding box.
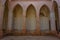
[1,36,60,40]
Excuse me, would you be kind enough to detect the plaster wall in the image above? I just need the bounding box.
[0,0,60,36]
[8,1,54,32]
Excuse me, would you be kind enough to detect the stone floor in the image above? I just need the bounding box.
[0,36,60,40]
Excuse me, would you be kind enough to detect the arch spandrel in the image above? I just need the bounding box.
[40,5,50,17]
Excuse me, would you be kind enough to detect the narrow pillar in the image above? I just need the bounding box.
[7,8,13,34]
[22,10,26,35]
[0,30,3,38]
[0,2,3,38]
[35,11,40,35]
[50,11,57,34]
[58,6,60,32]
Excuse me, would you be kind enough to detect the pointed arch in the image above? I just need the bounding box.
[40,5,50,17]
[26,4,36,32]
[53,1,59,32]
[2,0,9,34]
[39,5,50,33]
[13,4,23,32]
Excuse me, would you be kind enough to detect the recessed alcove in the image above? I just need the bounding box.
[39,5,50,35]
[2,0,8,35]
[53,1,59,32]
[26,4,36,33]
[13,4,23,34]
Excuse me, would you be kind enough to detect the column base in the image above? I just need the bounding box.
[21,29,27,36]
[56,32,60,38]
[5,30,13,36]
[0,30,3,39]
[49,31,57,36]
[40,32,50,36]
[58,32,60,38]
[34,30,41,36]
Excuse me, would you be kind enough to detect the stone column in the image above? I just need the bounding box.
[50,9,57,34]
[58,5,60,32]
[58,9,60,31]
[7,6,13,33]
[35,10,40,35]
[22,9,27,34]
[0,1,4,38]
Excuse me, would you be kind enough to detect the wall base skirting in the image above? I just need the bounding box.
[6,30,57,36]
[0,30,58,36]
[48,31,59,36]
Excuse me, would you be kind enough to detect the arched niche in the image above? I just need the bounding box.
[40,5,50,33]
[26,4,36,32]
[13,4,23,32]
[2,0,8,34]
[53,1,59,32]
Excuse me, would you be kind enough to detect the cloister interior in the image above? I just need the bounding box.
[0,0,60,37]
